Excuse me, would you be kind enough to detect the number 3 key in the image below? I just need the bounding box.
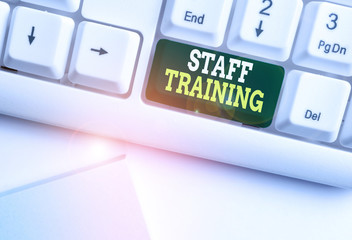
[293,2,352,76]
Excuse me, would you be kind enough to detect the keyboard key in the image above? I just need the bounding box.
[0,2,10,57]
[146,40,284,128]
[227,0,302,61]
[81,0,162,35]
[81,0,162,96]
[21,0,81,12]
[68,22,140,94]
[275,70,350,142]
[160,0,233,47]
[340,102,352,148]
[293,2,352,76]
[4,7,74,79]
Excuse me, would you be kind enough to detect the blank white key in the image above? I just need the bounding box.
[293,2,352,76]
[340,102,352,148]
[227,0,302,61]
[0,2,10,57]
[21,0,81,12]
[275,71,350,142]
[82,0,162,35]
[68,22,140,94]
[4,7,74,79]
[160,0,233,47]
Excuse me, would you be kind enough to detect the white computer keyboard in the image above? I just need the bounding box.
[1,0,352,188]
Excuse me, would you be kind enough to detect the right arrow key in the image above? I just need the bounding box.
[68,21,140,95]
[90,47,108,56]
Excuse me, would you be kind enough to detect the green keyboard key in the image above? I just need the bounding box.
[146,40,284,128]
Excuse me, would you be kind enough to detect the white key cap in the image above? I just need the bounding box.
[68,22,140,94]
[0,2,10,57]
[293,2,352,76]
[4,7,74,79]
[21,0,81,12]
[81,0,162,35]
[227,0,302,61]
[275,70,350,142]
[160,0,233,47]
[340,102,352,148]
[81,0,162,97]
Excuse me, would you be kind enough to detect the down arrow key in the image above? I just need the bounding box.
[28,26,36,45]
[255,20,264,37]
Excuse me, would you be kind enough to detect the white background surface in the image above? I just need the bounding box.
[1,115,352,240]
[128,145,352,240]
